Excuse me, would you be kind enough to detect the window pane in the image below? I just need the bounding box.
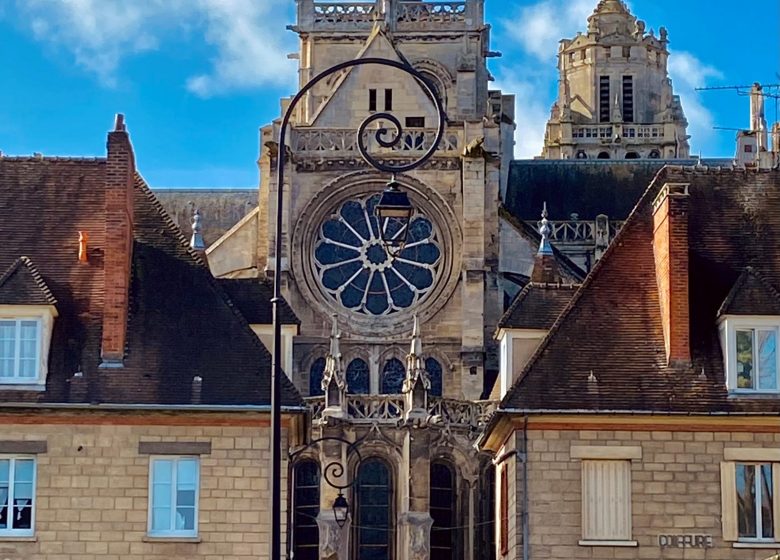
[14,460,33,483]
[357,459,391,560]
[426,358,443,397]
[431,462,455,560]
[381,359,405,394]
[176,507,195,530]
[0,322,16,377]
[736,464,757,537]
[309,357,326,397]
[761,464,774,539]
[0,460,9,483]
[757,330,778,390]
[176,459,198,486]
[293,461,320,560]
[152,507,171,531]
[736,330,755,389]
[346,359,370,395]
[152,460,173,483]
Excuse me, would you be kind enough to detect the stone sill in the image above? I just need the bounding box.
[579,540,638,547]
[0,536,37,542]
[732,542,780,549]
[142,536,201,544]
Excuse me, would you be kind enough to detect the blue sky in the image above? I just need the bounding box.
[1,0,778,187]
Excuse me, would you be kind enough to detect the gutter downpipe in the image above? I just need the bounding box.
[521,415,529,560]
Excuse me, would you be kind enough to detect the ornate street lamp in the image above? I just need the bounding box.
[332,493,349,528]
[271,57,446,560]
[375,178,414,258]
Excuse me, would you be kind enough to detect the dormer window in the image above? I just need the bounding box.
[0,257,58,388]
[720,319,780,394]
[733,325,778,391]
[0,319,41,382]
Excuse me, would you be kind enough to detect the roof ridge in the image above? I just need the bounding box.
[0,256,57,305]
[499,165,672,409]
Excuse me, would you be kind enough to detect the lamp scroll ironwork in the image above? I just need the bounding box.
[271,57,447,560]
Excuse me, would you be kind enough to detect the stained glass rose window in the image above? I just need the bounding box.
[314,194,441,316]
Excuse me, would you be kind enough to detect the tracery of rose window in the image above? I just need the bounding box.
[313,193,441,316]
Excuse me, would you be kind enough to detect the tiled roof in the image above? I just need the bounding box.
[219,278,301,326]
[718,267,780,317]
[502,166,780,414]
[498,283,579,331]
[0,256,57,306]
[0,156,303,407]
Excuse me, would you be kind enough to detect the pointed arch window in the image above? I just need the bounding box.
[355,459,393,560]
[293,460,320,560]
[425,357,443,397]
[346,358,370,395]
[309,357,326,397]
[431,461,457,560]
[381,358,405,394]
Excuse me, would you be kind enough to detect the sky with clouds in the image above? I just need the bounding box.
[1,0,778,187]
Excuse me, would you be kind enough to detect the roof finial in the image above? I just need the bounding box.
[190,209,206,253]
[538,202,553,255]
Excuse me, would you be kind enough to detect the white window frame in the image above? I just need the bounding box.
[571,446,641,547]
[147,456,200,538]
[0,456,37,537]
[735,463,775,542]
[721,449,780,546]
[0,318,41,383]
[719,317,780,394]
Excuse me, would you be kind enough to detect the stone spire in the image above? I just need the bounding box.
[403,315,430,419]
[531,203,561,284]
[322,315,347,418]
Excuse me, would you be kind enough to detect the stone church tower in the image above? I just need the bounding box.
[541,0,690,160]
[207,1,514,559]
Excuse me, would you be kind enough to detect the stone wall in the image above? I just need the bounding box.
[0,412,291,560]
[504,423,780,560]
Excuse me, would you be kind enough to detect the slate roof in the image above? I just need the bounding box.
[717,267,780,317]
[498,283,579,331]
[0,156,303,408]
[501,166,780,414]
[0,257,57,306]
[219,278,301,326]
[504,159,699,221]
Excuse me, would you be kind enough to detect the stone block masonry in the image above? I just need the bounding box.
[0,412,291,560]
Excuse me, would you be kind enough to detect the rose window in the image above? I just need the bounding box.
[314,194,441,316]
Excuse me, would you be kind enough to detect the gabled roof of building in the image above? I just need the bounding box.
[219,278,301,326]
[501,166,780,414]
[504,159,701,222]
[0,256,57,306]
[498,283,579,331]
[718,267,780,317]
[0,156,303,408]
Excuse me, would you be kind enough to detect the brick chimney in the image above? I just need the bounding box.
[652,182,690,365]
[101,114,135,367]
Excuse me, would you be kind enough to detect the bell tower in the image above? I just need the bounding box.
[541,0,690,160]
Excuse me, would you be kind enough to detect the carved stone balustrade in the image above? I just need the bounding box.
[524,219,624,245]
[305,395,496,431]
[292,128,460,157]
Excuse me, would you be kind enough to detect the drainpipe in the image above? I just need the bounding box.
[521,415,529,560]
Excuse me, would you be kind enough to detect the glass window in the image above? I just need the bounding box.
[0,319,40,382]
[355,459,392,560]
[381,359,405,394]
[149,457,199,537]
[425,358,443,397]
[346,359,370,395]
[0,457,36,536]
[736,463,774,540]
[293,461,320,560]
[309,357,326,397]
[430,462,456,560]
[314,194,441,316]
[735,328,778,391]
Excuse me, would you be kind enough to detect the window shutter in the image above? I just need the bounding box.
[774,463,780,540]
[581,460,632,541]
[720,461,738,541]
[500,465,508,555]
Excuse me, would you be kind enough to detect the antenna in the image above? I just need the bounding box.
[697,82,780,131]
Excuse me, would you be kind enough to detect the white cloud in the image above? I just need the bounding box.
[668,51,723,154]
[493,72,550,159]
[14,0,296,95]
[500,0,593,62]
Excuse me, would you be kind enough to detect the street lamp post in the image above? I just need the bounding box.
[271,57,446,560]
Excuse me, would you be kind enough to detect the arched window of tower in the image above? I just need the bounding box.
[381,358,405,394]
[598,152,611,159]
[649,150,661,159]
[430,461,457,560]
[346,358,370,394]
[625,152,640,159]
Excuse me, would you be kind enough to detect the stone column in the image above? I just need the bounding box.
[318,433,350,560]
[401,429,433,560]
